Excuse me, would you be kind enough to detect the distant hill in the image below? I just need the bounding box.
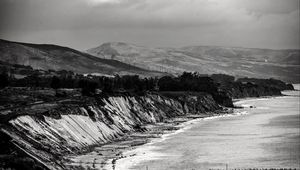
[87,42,300,83]
[0,39,164,77]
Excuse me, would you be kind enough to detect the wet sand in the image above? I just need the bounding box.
[65,112,231,170]
[110,90,300,170]
[66,86,300,170]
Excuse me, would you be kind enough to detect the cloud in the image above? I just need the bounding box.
[0,0,299,50]
[230,0,299,14]
[87,0,122,5]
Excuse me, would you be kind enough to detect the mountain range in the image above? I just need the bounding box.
[0,39,163,77]
[87,42,300,82]
[0,39,299,82]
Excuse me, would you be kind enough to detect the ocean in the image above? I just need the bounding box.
[114,85,300,170]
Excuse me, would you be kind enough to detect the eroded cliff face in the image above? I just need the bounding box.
[1,93,220,169]
[228,85,282,98]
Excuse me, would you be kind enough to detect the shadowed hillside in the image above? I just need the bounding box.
[0,39,165,77]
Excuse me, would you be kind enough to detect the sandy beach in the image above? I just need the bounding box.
[66,110,233,169]
[106,89,299,170]
[65,85,300,170]
[105,110,249,170]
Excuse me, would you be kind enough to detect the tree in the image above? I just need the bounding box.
[28,73,40,88]
[158,76,180,91]
[50,76,61,93]
[211,74,235,84]
[79,79,98,96]
[0,71,9,89]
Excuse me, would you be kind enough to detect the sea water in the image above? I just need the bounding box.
[115,86,300,170]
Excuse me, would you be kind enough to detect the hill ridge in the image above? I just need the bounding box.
[0,39,164,77]
[87,42,300,83]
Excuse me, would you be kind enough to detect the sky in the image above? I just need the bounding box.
[0,0,299,50]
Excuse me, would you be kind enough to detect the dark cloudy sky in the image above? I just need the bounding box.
[0,0,299,50]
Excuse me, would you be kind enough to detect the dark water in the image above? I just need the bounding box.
[117,89,300,170]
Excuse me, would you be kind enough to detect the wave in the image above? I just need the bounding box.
[108,110,251,170]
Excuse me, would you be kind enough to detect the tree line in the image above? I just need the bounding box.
[0,66,293,106]
[0,69,222,95]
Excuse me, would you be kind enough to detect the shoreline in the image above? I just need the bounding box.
[65,110,231,170]
[65,92,297,170]
[104,94,294,170]
[105,110,250,170]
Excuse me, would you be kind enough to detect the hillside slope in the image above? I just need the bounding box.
[87,42,300,82]
[0,39,164,77]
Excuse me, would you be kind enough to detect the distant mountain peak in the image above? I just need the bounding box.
[0,39,165,77]
[87,42,300,83]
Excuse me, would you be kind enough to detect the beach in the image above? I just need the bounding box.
[107,87,300,170]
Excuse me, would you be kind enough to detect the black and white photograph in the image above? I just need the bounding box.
[0,0,299,169]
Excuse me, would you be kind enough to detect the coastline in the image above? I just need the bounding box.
[102,109,252,170]
[66,93,293,170]
[106,112,250,170]
[65,109,233,170]
[103,92,298,170]
[63,89,300,170]
[45,88,297,169]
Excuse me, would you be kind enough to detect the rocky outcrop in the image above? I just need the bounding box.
[236,78,294,91]
[158,92,221,113]
[226,83,283,99]
[215,78,294,100]
[1,93,220,169]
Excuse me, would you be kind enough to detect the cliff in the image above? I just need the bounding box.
[212,75,294,100]
[225,82,282,99]
[0,75,294,169]
[0,92,220,169]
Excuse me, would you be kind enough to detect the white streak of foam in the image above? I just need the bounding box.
[109,111,250,170]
